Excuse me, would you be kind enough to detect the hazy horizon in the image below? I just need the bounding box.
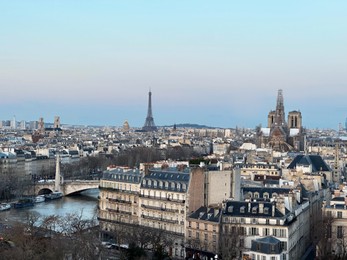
[1,1,346,129]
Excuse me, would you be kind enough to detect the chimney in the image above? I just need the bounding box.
[276,198,286,216]
[259,203,264,214]
[272,202,275,217]
[248,201,251,213]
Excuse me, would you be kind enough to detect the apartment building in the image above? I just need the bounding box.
[99,167,142,240]
[186,207,222,259]
[99,166,205,259]
[221,195,310,260]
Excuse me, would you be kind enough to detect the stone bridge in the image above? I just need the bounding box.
[34,180,100,196]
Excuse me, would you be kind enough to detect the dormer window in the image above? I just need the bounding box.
[228,206,233,213]
[264,207,269,214]
[252,207,258,214]
[182,184,186,191]
[240,206,245,213]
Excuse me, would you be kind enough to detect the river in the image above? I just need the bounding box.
[0,189,99,225]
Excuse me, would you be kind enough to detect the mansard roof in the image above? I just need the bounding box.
[287,155,331,172]
[242,187,291,198]
[141,168,190,192]
[251,236,283,254]
[102,168,142,184]
[223,201,285,218]
[188,206,221,223]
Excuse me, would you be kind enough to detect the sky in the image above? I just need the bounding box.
[1,1,347,129]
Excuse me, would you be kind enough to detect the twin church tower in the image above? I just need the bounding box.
[256,89,305,152]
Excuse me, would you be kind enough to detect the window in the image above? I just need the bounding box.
[264,207,269,214]
[188,221,191,228]
[228,205,233,213]
[271,244,276,253]
[196,232,200,239]
[204,233,208,241]
[280,241,287,250]
[213,234,217,242]
[251,227,258,235]
[338,211,343,219]
[188,230,192,238]
[254,192,259,199]
[279,229,286,237]
[204,223,208,230]
[264,228,270,236]
[240,206,245,213]
[252,207,258,214]
[256,243,261,251]
[337,226,343,239]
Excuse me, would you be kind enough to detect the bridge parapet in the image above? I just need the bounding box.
[34,180,100,196]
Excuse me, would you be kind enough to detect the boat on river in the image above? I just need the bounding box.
[34,195,46,203]
[13,198,35,208]
[0,203,11,211]
[44,192,63,200]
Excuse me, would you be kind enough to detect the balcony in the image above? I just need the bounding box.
[108,198,132,204]
[140,194,185,204]
[107,208,132,215]
[141,214,179,224]
[141,204,178,213]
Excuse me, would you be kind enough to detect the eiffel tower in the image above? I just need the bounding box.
[142,90,157,131]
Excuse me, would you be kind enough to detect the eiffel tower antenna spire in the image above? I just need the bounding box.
[142,90,157,131]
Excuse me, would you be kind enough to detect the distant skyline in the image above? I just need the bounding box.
[1,1,347,129]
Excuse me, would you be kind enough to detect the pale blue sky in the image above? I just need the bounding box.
[1,1,346,129]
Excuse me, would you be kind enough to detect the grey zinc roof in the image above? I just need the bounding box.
[102,168,142,184]
[189,206,221,223]
[141,168,190,193]
[287,155,331,172]
[251,236,283,254]
[223,201,285,218]
[243,187,291,199]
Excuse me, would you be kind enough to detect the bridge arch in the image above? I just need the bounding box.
[37,188,54,195]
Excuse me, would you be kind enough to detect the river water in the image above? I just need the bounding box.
[0,189,99,225]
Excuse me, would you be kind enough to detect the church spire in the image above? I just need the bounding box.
[275,89,285,126]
